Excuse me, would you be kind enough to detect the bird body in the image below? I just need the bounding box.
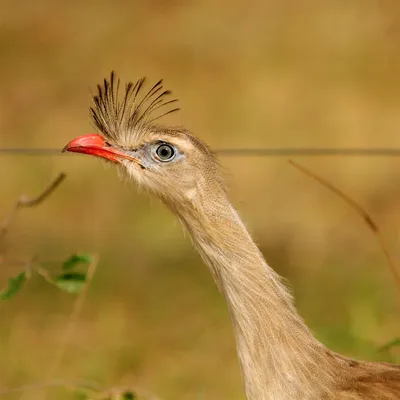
[64,73,400,399]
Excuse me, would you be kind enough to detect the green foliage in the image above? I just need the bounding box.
[63,254,93,270]
[55,272,87,293]
[0,271,27,300]
[122,392,136,400]
[0,253,93,300]
[74,389,136,400]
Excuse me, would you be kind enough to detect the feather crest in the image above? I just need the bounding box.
[90,71,180,144]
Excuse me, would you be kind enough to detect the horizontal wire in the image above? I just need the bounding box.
[2,147,400,157]
[217,148,400,157]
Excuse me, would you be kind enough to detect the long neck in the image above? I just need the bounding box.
[168,190,337,399]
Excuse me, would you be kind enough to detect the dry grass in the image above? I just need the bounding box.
[0,1,400,399]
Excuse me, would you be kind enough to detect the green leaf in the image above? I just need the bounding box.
[122,392,136,400]
[55,272,87,293]
[0,271,27,300]
[62,254,93,270]
[378,338,400,353]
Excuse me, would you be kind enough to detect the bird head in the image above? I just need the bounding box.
[63,72,225,211]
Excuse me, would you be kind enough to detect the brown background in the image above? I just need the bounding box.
[0,1,399,399]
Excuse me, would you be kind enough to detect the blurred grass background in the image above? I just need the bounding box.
[0,0,400,398]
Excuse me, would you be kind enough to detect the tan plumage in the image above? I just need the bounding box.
[64,72,400,399]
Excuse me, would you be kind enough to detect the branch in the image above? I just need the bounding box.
[0,173,66,241]
[18,173,66,207]
[289,159,400,295]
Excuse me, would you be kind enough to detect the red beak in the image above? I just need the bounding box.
[63,134,131,163]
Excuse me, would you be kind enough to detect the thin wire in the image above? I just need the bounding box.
[217,148,400,157]
[0,149,60,155]
[2,147,400,157]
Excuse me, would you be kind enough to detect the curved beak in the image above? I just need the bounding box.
[63,134,137,164]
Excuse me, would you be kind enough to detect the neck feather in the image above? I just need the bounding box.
[167,189,338,399]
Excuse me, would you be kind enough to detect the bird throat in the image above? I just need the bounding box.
[172,196,335,399]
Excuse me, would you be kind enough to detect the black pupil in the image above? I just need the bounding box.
[157,144,173,160]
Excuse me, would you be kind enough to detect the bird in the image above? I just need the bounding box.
[63,72,400,400]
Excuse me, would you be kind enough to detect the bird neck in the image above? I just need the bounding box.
[170,192,336,399]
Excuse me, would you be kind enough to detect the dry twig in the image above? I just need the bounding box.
[0,173,66,241]
[289,159,400,294]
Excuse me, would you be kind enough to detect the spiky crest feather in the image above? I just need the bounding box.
[90,71,180,144]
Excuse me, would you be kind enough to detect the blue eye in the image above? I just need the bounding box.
[155,143,175,162]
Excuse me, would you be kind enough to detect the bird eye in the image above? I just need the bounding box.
[154,143,176,162]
